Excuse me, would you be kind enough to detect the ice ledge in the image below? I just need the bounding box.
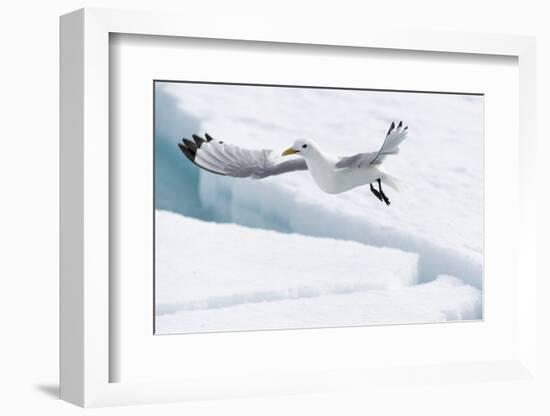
[156,210,418,308]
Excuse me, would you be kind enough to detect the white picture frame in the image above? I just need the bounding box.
[60,7,538,408]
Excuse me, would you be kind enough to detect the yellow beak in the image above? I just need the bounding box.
[282,147,298,156]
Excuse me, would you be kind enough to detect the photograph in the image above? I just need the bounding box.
[154,81,484,335]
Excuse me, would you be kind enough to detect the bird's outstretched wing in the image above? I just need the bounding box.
[335,121,408,169]
[178,133,308,179]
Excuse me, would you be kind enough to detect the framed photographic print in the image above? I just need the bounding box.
[60,8,538,408]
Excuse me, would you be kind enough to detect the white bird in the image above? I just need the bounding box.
[178,121,408,205]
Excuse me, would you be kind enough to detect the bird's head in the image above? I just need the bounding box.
[282,139,317,158]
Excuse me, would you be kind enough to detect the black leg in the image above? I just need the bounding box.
[370,183,383,202]
[377,179,391,206]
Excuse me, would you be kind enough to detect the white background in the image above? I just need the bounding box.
[0,1,548,415]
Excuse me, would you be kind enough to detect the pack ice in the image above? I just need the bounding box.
[156,211,481,334]
[154,82,484,334]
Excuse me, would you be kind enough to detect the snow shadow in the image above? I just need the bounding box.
[157,279,418,314]
[198,177,482,290]
[155,88,215,220]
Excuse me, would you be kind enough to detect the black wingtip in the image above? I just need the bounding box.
[192,134,206,147]
[178,142,195,161]
[204,133,214,142]
[387,121,395,136]
[181,138,197,156]
[398,120,403,128]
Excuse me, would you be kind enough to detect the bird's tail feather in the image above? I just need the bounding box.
[382,174,407,192]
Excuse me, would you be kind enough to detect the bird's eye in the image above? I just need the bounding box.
[302,144,307,149]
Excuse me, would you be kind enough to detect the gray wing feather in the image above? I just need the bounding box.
[263,158,309,177]
[335,152,378,168]
[335,121,408,169]
[179,134,308,179]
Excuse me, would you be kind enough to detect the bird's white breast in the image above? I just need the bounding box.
[305,154,345,194]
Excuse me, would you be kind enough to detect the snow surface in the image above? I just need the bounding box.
[154,82,484,334]
[155,211,481,334]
